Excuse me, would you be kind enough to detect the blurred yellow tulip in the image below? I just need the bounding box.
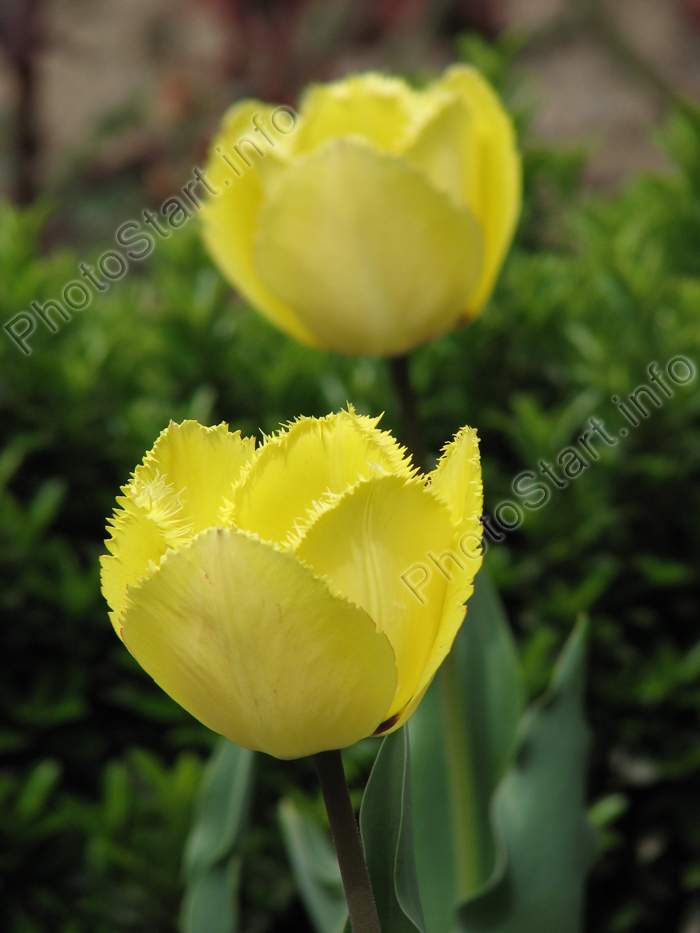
[200,67,521,357]
[101,410,482,758]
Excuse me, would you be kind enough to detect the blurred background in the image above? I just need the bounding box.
[1,1,700,931]
[3,0,700,213]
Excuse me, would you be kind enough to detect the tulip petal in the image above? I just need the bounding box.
[404,92,477,209]
[141,421,256,535]
[121,527,397,759]
[255,139,483,356]
[227,407,413,545]
[292,73,418,157]
[101,421,254,632]
[429,425,483,531]
[436,65,521,315]
[200,101,318,346]
[295,475,460,718]
[385,429,485,734]
[101,498,168,636]
[387,564,478,734]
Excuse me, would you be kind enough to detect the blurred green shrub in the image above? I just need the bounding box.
[1,95,700,932]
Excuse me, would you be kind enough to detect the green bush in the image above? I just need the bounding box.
[1,97,700,931]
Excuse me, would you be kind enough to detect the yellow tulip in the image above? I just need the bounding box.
[100,410,482,758]
[200,67,521,357]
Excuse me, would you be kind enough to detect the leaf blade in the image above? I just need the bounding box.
[181,857,242,933]
[183,740,255,878]
[180,739,255,933]
[278,797,348,933]
[360,727,426,933]
[458,618,595,933]
[409,568,524,932]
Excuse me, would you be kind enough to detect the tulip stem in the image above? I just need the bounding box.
[313,750,382,933]
[389,355,426,466]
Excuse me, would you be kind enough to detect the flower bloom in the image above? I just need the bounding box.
[100,410,482,758]
[200,67,520,357]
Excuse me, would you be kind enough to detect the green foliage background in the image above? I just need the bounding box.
[2,71,700,932]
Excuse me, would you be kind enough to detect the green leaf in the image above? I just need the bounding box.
[407,684,454,933]
[278,797,348,933]
[181,856,242,933]
[409,568,524,933]
[181,740,255,933]
[15,760,61,821]
[183,740,255,878]
[458,619,595,933]
[360,726,426,933]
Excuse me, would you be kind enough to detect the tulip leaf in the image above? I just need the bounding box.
[360,726,426,933]
[181,857,242,933]
[409,568,524,933]
[407,684,455,933]
[181,740,255,933]
[458,618,595,933]
[278,797,348,933]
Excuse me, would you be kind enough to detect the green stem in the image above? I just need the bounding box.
[313,750,381,933]
[389,355,426,467]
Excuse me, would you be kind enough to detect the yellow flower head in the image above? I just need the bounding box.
[200,67,521,357]
[101,410,482,758]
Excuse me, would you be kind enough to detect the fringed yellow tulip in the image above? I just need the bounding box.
[200,67,521,357]
[100,410,482,758]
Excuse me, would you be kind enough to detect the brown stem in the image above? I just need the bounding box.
[313,750,381,933]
